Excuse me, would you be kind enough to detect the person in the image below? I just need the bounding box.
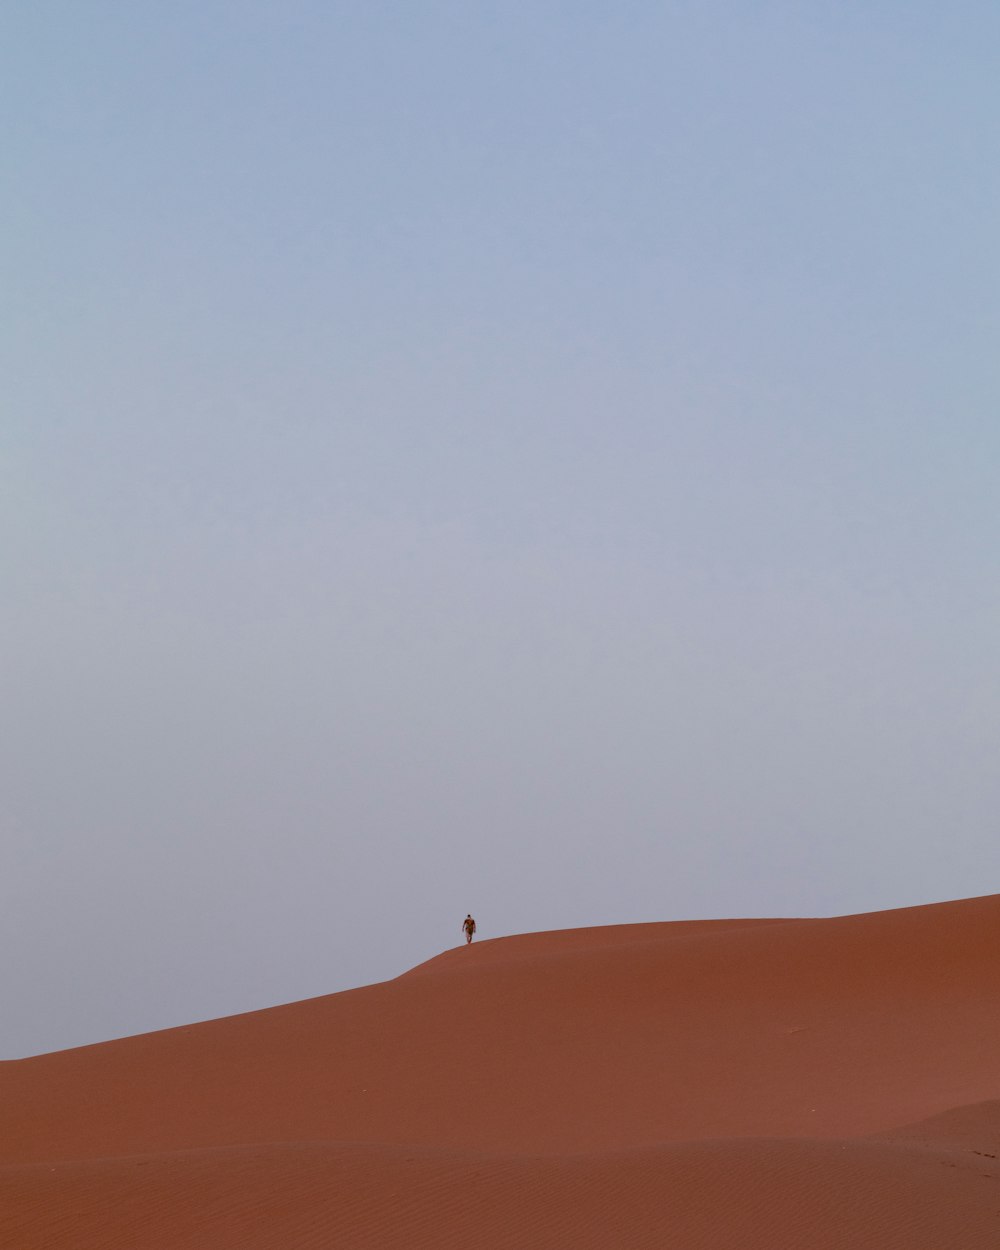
[462,913,476,944]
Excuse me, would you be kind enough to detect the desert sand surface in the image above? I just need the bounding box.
[2,894,1000,1248]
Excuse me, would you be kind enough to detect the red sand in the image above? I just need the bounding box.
[3,895,1000,1247]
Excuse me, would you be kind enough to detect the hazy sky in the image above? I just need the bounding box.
[3,2,998,1058]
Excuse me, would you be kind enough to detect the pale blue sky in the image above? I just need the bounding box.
[3,2,999,1057]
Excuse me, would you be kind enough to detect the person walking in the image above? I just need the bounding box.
[462,914,477,944]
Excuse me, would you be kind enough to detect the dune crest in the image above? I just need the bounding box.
[3,895,999,1247]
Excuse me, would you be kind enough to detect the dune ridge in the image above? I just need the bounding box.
[3,895,1000,1247]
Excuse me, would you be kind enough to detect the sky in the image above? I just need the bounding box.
[2,1,999,1059]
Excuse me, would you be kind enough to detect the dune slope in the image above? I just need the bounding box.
[2,895,999,1248]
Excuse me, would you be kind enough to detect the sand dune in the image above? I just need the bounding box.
[3,895,999,1247]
